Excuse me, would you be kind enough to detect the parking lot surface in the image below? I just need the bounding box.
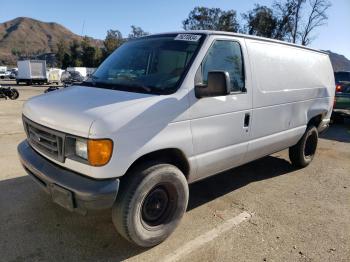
[0,80,349,262]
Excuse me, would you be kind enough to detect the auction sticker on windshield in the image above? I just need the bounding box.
[175,34,201,42]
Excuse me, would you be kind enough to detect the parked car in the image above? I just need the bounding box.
[61,70,85,86]
[18,31,335,247]
[0,66,11,79]
[9,68,18,79]
[0,66,7,79]
[332,71,350,123]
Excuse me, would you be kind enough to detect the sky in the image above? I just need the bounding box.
[1,0,349,59]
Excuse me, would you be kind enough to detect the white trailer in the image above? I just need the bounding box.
[16,60,47,85]
[47,68,64,84]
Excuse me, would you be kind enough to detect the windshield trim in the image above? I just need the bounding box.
[82,33,207,95]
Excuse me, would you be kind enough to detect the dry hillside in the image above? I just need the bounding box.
[0,17,101,65]
[326,50,350,72]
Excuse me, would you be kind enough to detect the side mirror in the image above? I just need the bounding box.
[195,71,230,98]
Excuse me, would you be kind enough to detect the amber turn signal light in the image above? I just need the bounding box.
[88,139,113,166]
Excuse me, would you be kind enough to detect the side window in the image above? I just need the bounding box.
[201,40,245,92]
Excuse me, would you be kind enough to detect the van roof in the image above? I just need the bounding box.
[151,30,328,55]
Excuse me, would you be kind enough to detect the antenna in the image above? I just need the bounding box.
[81,20,85,36]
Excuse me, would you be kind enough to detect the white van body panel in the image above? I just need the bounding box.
[244,39,334,163]
[88,86,194,179]
[21,31,335,181]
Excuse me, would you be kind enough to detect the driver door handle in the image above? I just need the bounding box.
[244,113,250,127]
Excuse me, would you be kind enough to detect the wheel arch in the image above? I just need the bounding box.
[307,113,323,128]
[124,148,190,180]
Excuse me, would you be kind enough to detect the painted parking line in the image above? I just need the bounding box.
[0,131,24,136]
[163,211,251,262]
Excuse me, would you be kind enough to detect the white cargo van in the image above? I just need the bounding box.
[18,31,335,247]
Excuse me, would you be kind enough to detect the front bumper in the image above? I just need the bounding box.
[17,140,119,214]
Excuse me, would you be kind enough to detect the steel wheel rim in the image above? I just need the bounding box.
[141,183,177,227]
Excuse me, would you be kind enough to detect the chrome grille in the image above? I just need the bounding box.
[23,116,65,162]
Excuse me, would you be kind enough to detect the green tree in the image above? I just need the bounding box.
[242,5,278,38]
[55,39,68,68]
[103,30,124,57]
[273,0,295,41]
[183,7,239,32]
[81,37,96,67]
[62,53,71,69]
[69,40,82,66]
[128,25,149,39]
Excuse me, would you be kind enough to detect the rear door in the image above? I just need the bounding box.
[189,35,253,182]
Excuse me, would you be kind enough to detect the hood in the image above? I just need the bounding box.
[23,86,155,137]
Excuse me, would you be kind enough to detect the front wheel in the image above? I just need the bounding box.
[112,162,188,247]
[289,126,318,168]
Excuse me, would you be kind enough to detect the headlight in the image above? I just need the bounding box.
[75,138,88,159]
[74,138,113,166]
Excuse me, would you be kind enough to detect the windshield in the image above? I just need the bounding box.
[335,72,350,82]
[84,34,204,94]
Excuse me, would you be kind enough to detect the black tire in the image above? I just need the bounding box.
[9,89,19,100]
[289,125,318,168]
[112,162,188,247]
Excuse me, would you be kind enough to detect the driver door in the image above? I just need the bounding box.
[189,36,253,182]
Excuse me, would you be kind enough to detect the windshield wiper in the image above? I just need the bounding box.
[126,83,152,92]
[80,81,163,94]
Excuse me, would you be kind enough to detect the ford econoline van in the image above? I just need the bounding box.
[18,31,335,247]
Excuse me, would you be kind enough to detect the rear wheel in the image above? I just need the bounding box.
[289,126,318,168]
[112,162,188,247]
[9,89,19,100]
